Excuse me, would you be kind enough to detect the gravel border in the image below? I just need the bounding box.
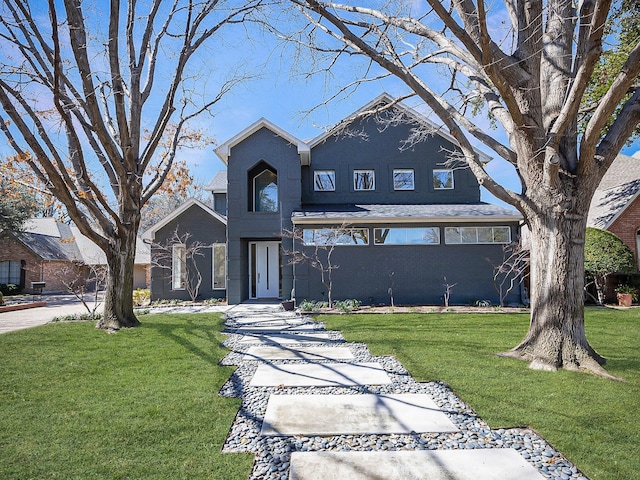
[219,313,589,480]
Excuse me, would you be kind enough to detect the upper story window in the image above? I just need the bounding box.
[314,170,336,191]
[249,163,278,212]
[433,169,454,190]
[354,169,375,191]
[444,226,511,244]
[393,169,415,191]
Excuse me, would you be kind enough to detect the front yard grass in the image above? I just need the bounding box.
[0,313,253,480]
[321,307,639,480]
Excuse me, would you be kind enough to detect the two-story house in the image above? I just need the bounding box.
[213,94,523,306]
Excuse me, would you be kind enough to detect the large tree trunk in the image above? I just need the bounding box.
[500,211,619,380]
[96,226,140,330]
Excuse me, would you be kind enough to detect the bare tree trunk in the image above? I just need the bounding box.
[500,211,618,379]
[96,226,140,329]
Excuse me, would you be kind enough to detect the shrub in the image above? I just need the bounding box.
[132,288,151,307]
[51,312,102,323]
[334,299,361,312]
[0,283,20,295]
[0,291,3,306]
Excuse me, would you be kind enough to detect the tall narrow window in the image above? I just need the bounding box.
[433,169,454,190]
[253,169,278,212]
[354,169,375,191]
[212,244,226,289]
[172,244,186,289]
[314,170,335,191]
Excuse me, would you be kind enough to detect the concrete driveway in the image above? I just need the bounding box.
[0,295,103,334]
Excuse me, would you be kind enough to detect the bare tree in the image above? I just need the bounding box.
[489,239,530,307]
[0,0,261,329]
[277,0,640,378]
[48,262,107,319]
[151,229,211,303]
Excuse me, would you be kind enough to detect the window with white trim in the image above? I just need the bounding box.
[393,169,415,190]
[172,244,186,289]
[444,226,511,244]
[433,169,454,190]
[314,170,336,191]
[212,244,226,289]
[353,169,375,191]
[303,228,369,246]
[374,227,440,245]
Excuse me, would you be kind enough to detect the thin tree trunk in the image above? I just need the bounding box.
[500,213,620,380]
[96,227,140,329]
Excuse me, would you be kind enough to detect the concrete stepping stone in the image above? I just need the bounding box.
[243,346,355,361]
[261,394,458,435]
[288,449,545,480]
[249,362,392,387]
[237,332,334,345]
[233,324,318,333]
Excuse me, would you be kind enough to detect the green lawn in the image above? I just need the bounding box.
[0,314,253,480]
[321,307,640,480]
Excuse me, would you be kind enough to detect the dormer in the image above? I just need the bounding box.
[205,170,228,216]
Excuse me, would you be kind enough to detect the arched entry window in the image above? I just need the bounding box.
[248,162,278,212]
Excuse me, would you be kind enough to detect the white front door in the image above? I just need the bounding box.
[249,241,281,299]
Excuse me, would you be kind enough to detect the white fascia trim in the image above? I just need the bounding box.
[308,93,493,164]
[145,198,227,241]
[292,215,523,225]
[214,118,310,165]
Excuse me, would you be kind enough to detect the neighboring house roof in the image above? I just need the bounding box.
[292,203,522,224]
[587,153,640,229]
[215,118,311,166]
[144,198,227,241]
[205,170,227,193]
[11,217,149,265]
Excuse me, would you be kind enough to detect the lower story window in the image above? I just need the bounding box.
[172,244,186,289]
[303,228,369,246]
[374,227,440,245]
[444,226,511,244]
[0,260,21,284]
[212,244,226,289]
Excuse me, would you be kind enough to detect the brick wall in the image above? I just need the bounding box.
[0,234,42,292]
[608,196,640,271]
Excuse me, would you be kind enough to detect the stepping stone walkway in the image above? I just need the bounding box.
[219,303,588,480]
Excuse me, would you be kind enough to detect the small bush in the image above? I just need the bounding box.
[0,283,20,295]
[0,291,4,306]
[51,312,102,323]
[299,300,328,312]
[334,299,361,312]
[474,299,492,307]
[204,297,224,305]
[132,288,151,306]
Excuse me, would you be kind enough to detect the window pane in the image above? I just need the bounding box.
[461,227,477,243]
[254,170,278,212]
[445,227,461,244]
[393,169,414,190]
[213,244,226,289]
[303,228,368,245]
[354,170,375,190]
[433,169,454,189]
[374,227,440,245]
[314,170,335,191]
[493,227,511,243]
[477,227,494,243]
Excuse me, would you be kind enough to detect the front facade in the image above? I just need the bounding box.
[217,94,523,306]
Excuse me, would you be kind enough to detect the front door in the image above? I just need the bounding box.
[249,241,281,299]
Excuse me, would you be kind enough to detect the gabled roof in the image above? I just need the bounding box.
[308,93,493,164]
[214,118,310,166]
[291,203,522,224]
[205,169,227,193]
[11,218,149,265]
[144,198,227,241]
[587,153,640,229]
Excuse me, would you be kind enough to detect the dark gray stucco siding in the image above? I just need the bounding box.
[302,116,480,205]
[226,127,301,303]
[150,204,226,301]
[290,222,521,306]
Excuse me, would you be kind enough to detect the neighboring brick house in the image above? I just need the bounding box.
[0,218,150,293]
[588,151,640,270]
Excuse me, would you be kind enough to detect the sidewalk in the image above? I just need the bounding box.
[0,295,102,334]
[219,303,587,479]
